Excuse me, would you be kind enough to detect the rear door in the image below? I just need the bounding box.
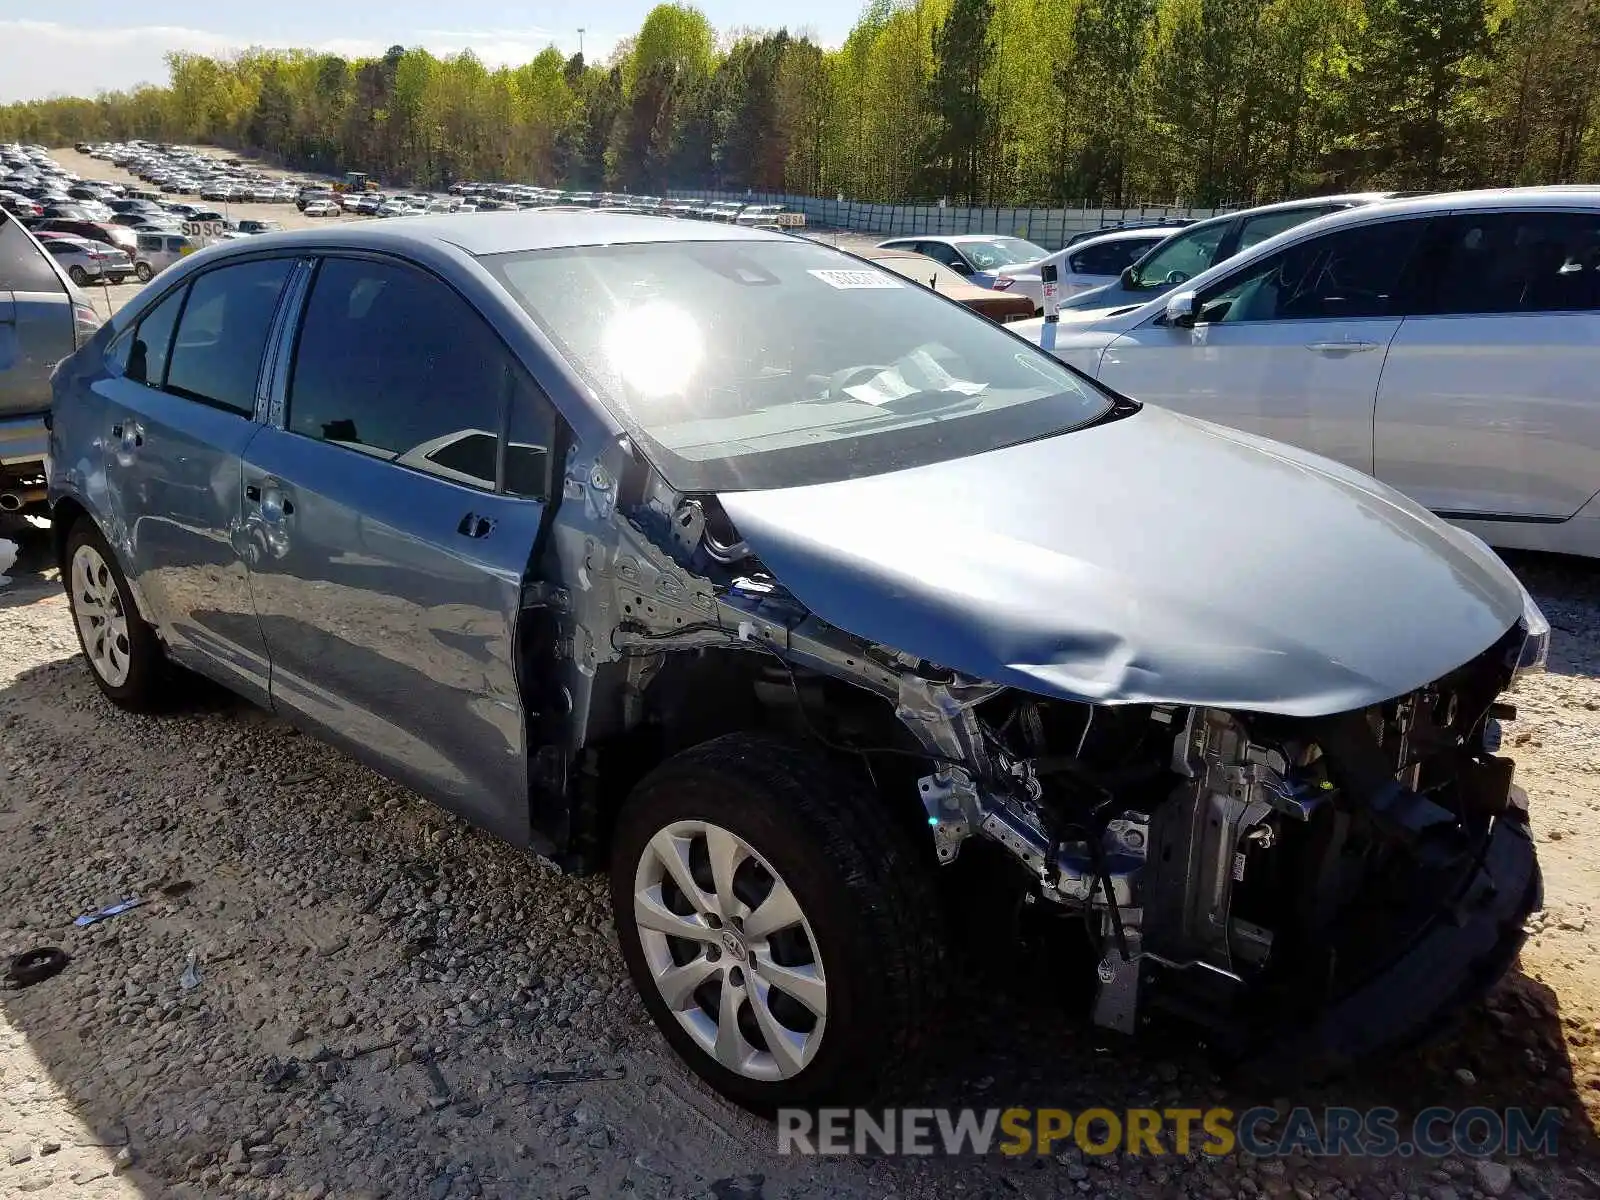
[95,257,293,703]
[0,212,75,424]
[1099,216,1432,473]
[242,254,560,844]
[1374,208,1600,519]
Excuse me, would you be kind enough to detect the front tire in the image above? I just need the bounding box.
[610,733,945,1112]
[63,520,169,711]
[68,266,88,285]
[134,262,153,282]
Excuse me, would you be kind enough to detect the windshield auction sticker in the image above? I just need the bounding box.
[807,269,902,290]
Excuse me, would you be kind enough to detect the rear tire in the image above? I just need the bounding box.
[610,733,946,1113]
[63,519,170,712]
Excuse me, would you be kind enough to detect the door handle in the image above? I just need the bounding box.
[1305,340,1378,353]
[457,512,495,539]
[253,485,294,521]
[111,421,144,448]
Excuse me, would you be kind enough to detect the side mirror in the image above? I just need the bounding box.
[1119,266,1136,288]
[948,260,973,276]
[1163,290,1200,328]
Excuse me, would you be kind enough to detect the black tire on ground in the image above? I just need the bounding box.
[134,262,152,282]
[610,732,946,1113]
[68,265,88,285]
[62,518,170,711]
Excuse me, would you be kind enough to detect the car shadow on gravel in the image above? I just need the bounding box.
[0,601,1596,1198]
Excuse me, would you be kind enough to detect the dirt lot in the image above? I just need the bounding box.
[1,149,1598,1200]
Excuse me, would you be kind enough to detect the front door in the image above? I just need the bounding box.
[1098,217,1432,474]
[1374,208,1600,520]
[95,257,294,703]
[243,255,559,844]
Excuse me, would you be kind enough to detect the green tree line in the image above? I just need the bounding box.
[2,0,1597,205]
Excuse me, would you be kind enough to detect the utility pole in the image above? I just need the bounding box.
[578,27,586,58]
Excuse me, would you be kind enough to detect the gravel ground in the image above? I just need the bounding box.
[2,149,1598,1200]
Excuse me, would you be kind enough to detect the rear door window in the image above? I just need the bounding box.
[0,213,64,294]
[1070,239,1154,276]
[916,241,969,271]
[1419,210,1600,314]
[164,258,293,414]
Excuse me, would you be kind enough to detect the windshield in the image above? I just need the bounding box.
[483,239,1114,492]
[961,237,1047,269]
[1127,221,1229,291]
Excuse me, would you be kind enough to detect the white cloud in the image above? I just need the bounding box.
[0,20,616,104]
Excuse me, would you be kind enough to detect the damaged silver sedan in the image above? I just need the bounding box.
[47,216,1548,1112]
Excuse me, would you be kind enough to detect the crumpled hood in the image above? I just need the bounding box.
[719,407,1524,717]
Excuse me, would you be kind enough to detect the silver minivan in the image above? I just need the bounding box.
[133,231,198,281]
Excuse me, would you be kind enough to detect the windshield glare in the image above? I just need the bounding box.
[484,239,1114,492]
[962,237,1047,270]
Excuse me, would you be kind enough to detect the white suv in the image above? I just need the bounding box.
[1022,188,1600,558]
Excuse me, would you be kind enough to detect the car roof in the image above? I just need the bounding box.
[232,212,791,257]
[1061,226,1187,251]
[885,233,1038,246]
[1318,184,1600,218]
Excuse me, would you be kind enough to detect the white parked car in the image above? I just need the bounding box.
[302,199,341,217]
[1058,194,1403,314]
[874,233,1048,294]
[38,235,132,285]
[999,226,1187,311]
[1023,187,1600,557]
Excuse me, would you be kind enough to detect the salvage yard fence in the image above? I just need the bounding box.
[667,189,1226,250]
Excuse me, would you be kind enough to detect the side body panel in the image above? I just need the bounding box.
[241,427,547,844]
[1097,317,1394,474]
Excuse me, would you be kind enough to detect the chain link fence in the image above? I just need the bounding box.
[667,189,1223,250]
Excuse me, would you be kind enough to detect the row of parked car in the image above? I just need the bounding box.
[1,145,291,287]
[79,141,300,204]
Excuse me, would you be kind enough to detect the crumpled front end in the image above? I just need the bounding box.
[544,416,1547,1075]
[916,615,1545,1068]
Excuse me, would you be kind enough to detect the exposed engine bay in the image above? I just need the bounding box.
[533,449,1546,1064]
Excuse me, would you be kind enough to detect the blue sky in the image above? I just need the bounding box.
[0,3,861,103]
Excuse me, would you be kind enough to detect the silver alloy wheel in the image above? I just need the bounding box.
[70,544,132,687]
[633,820,827,1081]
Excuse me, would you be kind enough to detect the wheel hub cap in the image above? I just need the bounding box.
[633,819,827,1081]
[70,544,132,688]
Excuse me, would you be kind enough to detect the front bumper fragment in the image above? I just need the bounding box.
[1260,790,1541,1079]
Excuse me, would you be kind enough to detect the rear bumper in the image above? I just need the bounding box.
[0,414,49,471]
